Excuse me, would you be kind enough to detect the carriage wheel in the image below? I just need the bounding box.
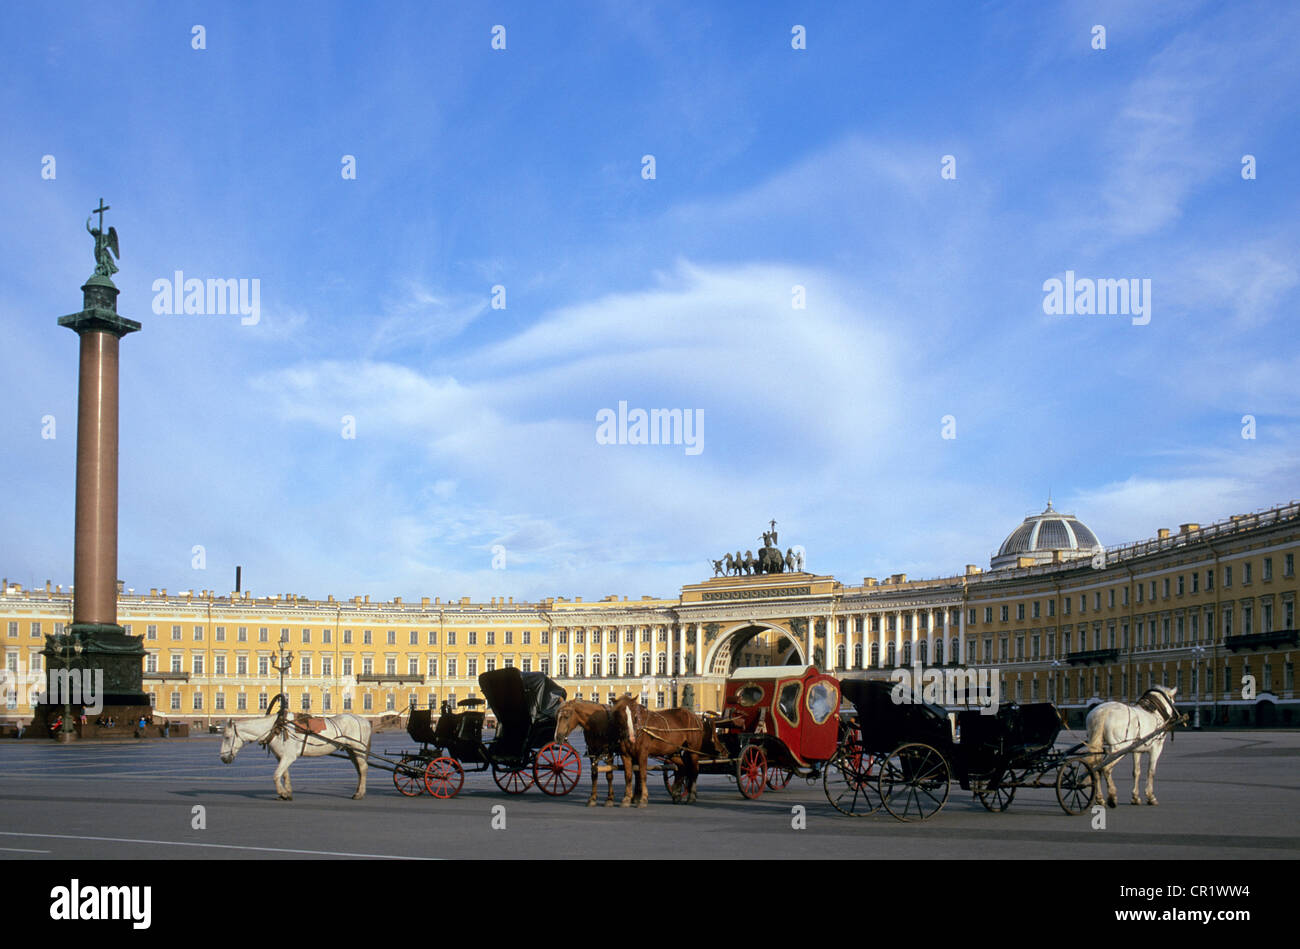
[423,757,464,799]
[534,742,582,796]
[393,756,426,797]
[974,768,1017,813]
[662,760,686,803]
[766,765,794,790]
[736,744,767,800]
[878,743,950,822]
[492,761,534,794]
[823,742,882,817]
[1056,758,1098,816]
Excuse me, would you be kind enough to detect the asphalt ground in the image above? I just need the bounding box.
[0,729,1295,861]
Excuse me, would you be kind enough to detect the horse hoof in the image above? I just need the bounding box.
[620,801,631,808]
[1147,799,1158,806]
[637,801,647,809]
[586,799,597,807]
[604,800,614,808]
[1107,799,1116,808]
[353,794,365,800]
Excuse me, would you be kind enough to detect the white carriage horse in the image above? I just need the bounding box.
[219,711,373,801]
[1084,685,1180,808]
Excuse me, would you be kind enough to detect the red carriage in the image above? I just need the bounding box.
[661,665,856,800]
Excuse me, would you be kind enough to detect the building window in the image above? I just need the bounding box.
[1263,558,1273,581]
[387,630,396,645]
[1285,554,1294,578]
[1000,606,1009,623]
[1016,604,1025,621]
[427,657,437,676]
[486,659,497,673]
[362,658,373,675]
[280,629,289,643]
[363,630,372,645]
[468,631,477,646]
[447,658,457,678]
[258,656,269,676]
[237,693,247,711]
[322,692,331,711]
[301,657,312,677]
[170,692,181,710]
[467,659,478,678]
[447,631,456,646]
[237,656,248,675]
[259,627,269,642]
[343,693,352,711]
[302,628,311,643]
[487,631,496,646]
[409,630,418,645]
[363,693,372,711]
[215,656,226,675]
[385,658,396,675]
[409,658,419,676]
[171,624,181,640]
[215,692,225,711]
[343,629,353,644]
[194,655,205,675]
[259,692,268,710]
[238,626,248,642]
[1242,602,1252,635]
[193,692,203,710]
[1244,562,1253,584]
[428,630,437,645]
[523,630,531,645]
[323,628,331,644]
[145,653,157,673]
[1224,566,1232,587]
[342,657,352,676]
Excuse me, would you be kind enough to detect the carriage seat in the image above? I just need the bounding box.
[294,714,328,734]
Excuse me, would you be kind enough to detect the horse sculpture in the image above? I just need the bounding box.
[1084,685,1181,807]
[554,699,634,806]
[612,694,719,807]
[219,708,372,801]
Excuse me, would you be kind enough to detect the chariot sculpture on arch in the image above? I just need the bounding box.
[717,518,800,576]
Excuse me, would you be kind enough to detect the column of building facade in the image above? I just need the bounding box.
[927,608,936,666]
[827,612,836,670]
[676,623,684,678]
[805,617,814,667]
[649,624,658,679]
[892,610,902,667]
[693,623,703,676]
[958,606,967,665]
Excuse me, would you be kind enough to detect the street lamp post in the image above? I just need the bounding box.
[51,634,84,742]
[1191,645,1206,729]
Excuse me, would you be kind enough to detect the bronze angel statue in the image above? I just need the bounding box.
[87,214,119,277]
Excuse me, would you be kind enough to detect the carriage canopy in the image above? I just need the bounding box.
[478,667,568,758]
[723,665,842,765]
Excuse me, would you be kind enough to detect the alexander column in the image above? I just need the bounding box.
[40,201,147,738]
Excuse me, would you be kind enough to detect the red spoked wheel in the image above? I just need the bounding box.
[393,756,426,797]
[736,744,768,800]
[766,765,794,790]
[423,756,464,799]
[533,741,582,796]
[492,761,534,794]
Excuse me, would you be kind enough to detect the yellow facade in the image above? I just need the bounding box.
[4,502,1297,728]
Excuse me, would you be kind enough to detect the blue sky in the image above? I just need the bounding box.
[2,1,1297,602]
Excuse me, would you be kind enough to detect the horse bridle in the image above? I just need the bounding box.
[1138,688,1179,723]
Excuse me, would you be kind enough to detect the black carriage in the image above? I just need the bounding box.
[389,668,582,799]
[826,678,1099,821]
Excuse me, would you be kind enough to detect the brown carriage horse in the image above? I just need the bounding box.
[611,694,724,807]
[554,699,637,806]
